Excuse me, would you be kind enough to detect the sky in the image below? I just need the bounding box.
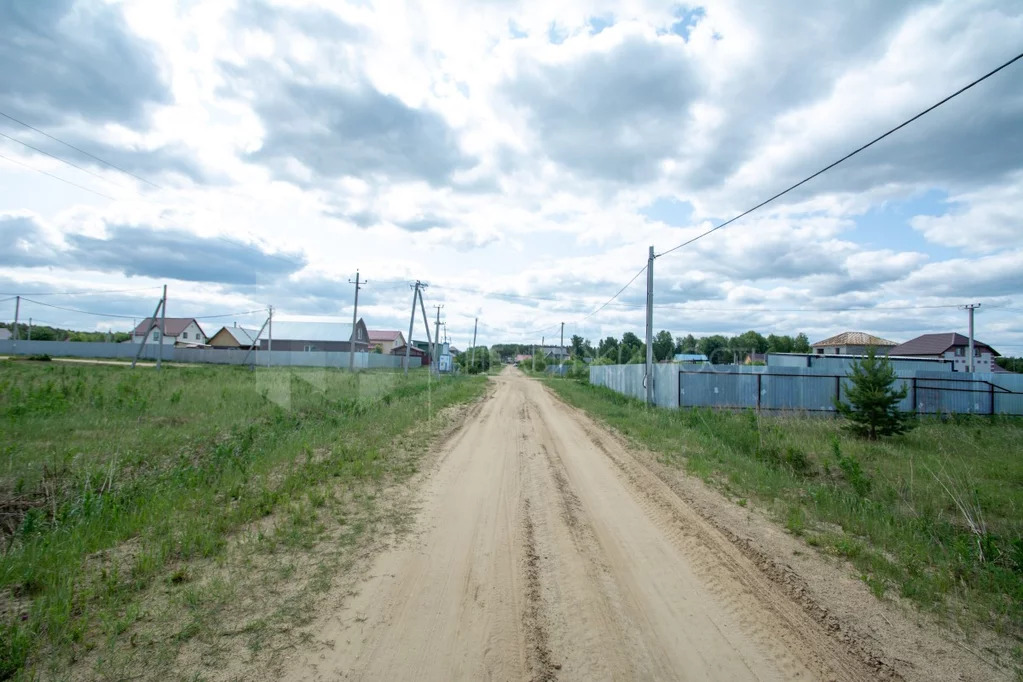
[1,0,1022,354]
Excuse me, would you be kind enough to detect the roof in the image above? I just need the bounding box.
[212,326,259,345]
[675,353,708,362]
[811,331,898,348]
[368,329,402,342]
[392,343,427,356]
[0,328,10,340]
[268,321,356,342]
[133,318,205,337]
[890,333,999,357]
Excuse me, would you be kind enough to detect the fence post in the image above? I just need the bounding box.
[756,373,762,411]
[911,377,917,413]
[834,375,841,410]
[990,381,995,416]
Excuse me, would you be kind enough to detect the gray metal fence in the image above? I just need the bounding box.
[589,363,1023,416]
[0,340,420,370]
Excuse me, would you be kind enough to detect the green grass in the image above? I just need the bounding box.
[544,379,1023,638]
[0,360,486,679]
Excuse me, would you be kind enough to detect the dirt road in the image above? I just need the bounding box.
[285,370,874,681]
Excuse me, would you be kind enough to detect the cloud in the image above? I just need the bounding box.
[911,173,1023,252]
[65,225,306,284]
[0,1,169,128]
[0,214,60,267]
[504,32,700,182]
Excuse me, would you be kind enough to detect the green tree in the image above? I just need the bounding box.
[597,336,619,361]
[698,335,729,364]
[570,334,585,358]
[652,330,674,362]
[766,334,793,353]
[620,332,642,358]
[793,332,811,353]
[834,347,914,440]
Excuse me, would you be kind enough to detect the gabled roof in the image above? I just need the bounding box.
[268,321,358,342]
[890,333,999,357]
[212,326,259,345]
[0,328,11,341]
[811,331,898,347]
[133,318,205,337]
[368,329,402,342]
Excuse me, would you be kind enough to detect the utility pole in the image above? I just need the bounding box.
[645,245,654,406]
[27,318,31,341]
[133,288,165,369]
[418,289,433,371]
[157,284,167,370]
[433,305,443,374]
[404,281,421,375]
[470,317,478,370]
[560,321,564,377]
[962,303,981,372]
[12,295,20,344]
[349,271,362,372]
[267,305,274,368]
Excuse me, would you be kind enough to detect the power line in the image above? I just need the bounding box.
[0,285,162,297]
[0,150,115,201]
[657,49,1023,258]
[582,264,648,320]
[604,302,966,313]
[20,297,140,319]
[193,309,267,319]
[0,109,162,189]
[0,130,132,192]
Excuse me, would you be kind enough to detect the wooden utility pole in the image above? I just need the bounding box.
[349,271,362,372]
[418,289,433,371]
[433,305,443,373]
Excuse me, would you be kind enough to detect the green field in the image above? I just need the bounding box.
[0,360,486,679]
[544,378,1023,642]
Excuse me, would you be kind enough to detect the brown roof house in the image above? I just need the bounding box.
[368,329,406,354]
[257,319,369,352]
[889,333,999,373]
[811,331,898,356]
[132,318,207,346]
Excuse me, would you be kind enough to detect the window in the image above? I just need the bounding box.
[182,332,188,339]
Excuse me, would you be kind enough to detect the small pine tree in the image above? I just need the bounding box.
[834,347,914,440]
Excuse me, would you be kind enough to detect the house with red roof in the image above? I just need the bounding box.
[132,318,207,346]
[368,329,406,354]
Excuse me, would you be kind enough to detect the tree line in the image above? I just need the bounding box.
[0,323,131,343]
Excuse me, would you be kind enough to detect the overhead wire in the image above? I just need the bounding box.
[0,109,163,188]
[0,150,115,201]
[0,130,133,191]
[656,49,1023,258]
[0,285,162,297]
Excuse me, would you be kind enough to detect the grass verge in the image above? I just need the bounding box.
[542,378,1023,642]
[0,360,486,679]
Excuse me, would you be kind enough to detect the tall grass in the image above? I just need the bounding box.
[0,360,485,679]
[546,380,1023,637]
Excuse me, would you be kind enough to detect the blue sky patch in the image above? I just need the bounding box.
[852,188,959,259]
[588,15,614,35]
[641,197,694,226]
[670,6,705,40]
[547,22,568,44]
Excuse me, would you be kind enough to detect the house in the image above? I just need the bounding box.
[744,352,767,365]
[514,354,532,364]
[208,324,260,349]
[538,345,570,361]
[368,329,406,354]
[258,319,369,352]
[889,333,999,372]
[811,331,898,355]
[675,353,708,363]
[391,343,429,365]
[132,318,207,346]
[0,328,10,341]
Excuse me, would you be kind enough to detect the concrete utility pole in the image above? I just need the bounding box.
[27,318,31,341]
[962,303,981,372]
[267,305,274,368]
[404,281,421,375]
[433,305,443,374]
[645,245,654,406]
[12,295,20,344]
[349,271,362,372]
[133,289,165,369]
[470,317,478,370]
[418,289,433,371]
[157,284,167,370]
[560,321,564,376]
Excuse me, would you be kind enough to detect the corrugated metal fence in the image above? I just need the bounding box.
[0,340,420,370]
[589,363,1023,416]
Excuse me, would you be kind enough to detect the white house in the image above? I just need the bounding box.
[132,318,207,346]
[889,332,999,372]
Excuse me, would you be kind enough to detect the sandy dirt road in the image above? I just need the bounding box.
[285,370,875,681]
